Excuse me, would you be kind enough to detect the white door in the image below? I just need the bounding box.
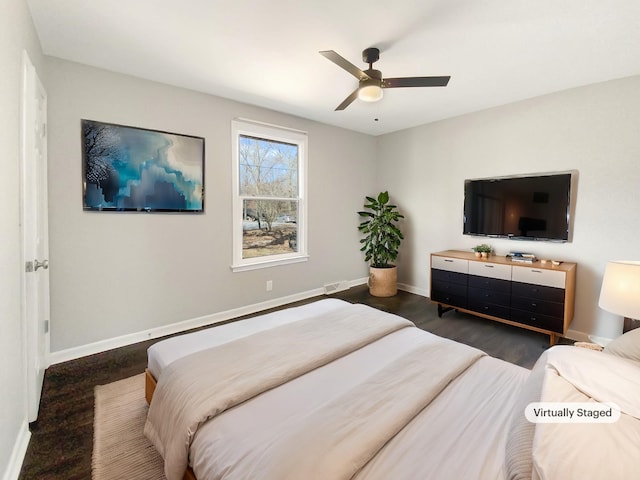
[21,51,50,422]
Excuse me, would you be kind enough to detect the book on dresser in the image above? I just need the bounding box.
[430,250,576,346]
[507,252,538,263]
[510,257,537,263]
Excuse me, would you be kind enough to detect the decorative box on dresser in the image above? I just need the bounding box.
[430,250,576,345]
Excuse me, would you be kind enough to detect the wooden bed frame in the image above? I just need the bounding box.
[144,369,157,404]
[145,369,197,480]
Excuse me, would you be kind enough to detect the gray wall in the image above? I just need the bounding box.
[0,0,45,477]
[376,75,640,340]
[45,57,376,353]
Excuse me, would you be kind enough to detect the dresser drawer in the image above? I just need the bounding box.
[511,266,566,289]
[512,282,565,303]
[432,268,468,286]
[468,286,511,307]
[468,298,510,319]
[511,296,564,318]
[431,289,467,309]
[432,256,469,274]
[468,261,512,280]
[432,279,467,298]
[510,308,564,333]
[468,275,511,294]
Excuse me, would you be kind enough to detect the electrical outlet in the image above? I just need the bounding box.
[266,280,273,291]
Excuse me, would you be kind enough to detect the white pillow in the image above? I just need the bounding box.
[603,327,640,362]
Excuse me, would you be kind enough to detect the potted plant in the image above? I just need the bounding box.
[472,244,492,258]
[358,191,404,297]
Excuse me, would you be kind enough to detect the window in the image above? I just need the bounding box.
[231,119,308,271]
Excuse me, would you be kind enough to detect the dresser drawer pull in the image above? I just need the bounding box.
[531,270,543,273]
[531,303,537,307]
[444,259,454,262]
[484,265,494,268]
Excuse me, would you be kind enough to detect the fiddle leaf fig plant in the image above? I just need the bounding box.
[358,191,405,268]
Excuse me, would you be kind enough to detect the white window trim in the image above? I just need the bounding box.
[231,119,308,272]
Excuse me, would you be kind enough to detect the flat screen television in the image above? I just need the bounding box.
[463,172,574,242]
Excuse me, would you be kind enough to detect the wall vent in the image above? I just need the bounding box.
[324,281,350,295]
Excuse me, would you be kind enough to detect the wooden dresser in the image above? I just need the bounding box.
[430,250,576,345]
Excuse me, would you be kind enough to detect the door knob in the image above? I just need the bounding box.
[34,259,49,271]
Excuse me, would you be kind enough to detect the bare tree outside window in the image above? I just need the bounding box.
[239,135,299,259]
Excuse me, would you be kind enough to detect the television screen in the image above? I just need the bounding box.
[463,172,573,241]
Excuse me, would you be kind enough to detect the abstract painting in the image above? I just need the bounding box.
[82,119,204,212]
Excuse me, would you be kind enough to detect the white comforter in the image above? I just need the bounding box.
[196,338,484,480]
[145,300,529,480]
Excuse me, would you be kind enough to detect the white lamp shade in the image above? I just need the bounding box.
[598,261,640,318]
[358,85,383,102]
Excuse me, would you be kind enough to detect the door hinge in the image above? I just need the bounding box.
[44,320,49,333]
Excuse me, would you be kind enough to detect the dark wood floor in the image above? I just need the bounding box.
[19,285,570,479]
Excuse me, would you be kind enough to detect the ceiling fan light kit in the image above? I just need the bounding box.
[358,83,383,102]
[320,47,451,111]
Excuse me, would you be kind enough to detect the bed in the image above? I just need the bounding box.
[143,299,640,480]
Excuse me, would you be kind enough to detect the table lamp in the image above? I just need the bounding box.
[598,261,640,333]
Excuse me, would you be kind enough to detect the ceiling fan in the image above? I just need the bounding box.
[319,47,450,111]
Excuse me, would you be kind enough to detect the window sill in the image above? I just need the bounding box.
[231,254,309,272]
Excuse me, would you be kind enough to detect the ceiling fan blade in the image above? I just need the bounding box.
[320,50,371,80]
[383,76,450,88]
[335,88,360,111]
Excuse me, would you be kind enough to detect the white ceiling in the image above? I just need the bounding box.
[27,0,640,136]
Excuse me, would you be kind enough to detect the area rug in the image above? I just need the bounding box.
[93,374,166,480]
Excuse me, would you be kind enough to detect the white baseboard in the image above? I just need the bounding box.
[2,421,31,480]
[397,283,428,297]
[350,277,368,287]
[48,277,589,366]
[49,286,326,365]
[48,277,373,365]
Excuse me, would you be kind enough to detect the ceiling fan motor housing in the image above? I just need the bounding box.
[362,47,380,65]
[362,69,382,82]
